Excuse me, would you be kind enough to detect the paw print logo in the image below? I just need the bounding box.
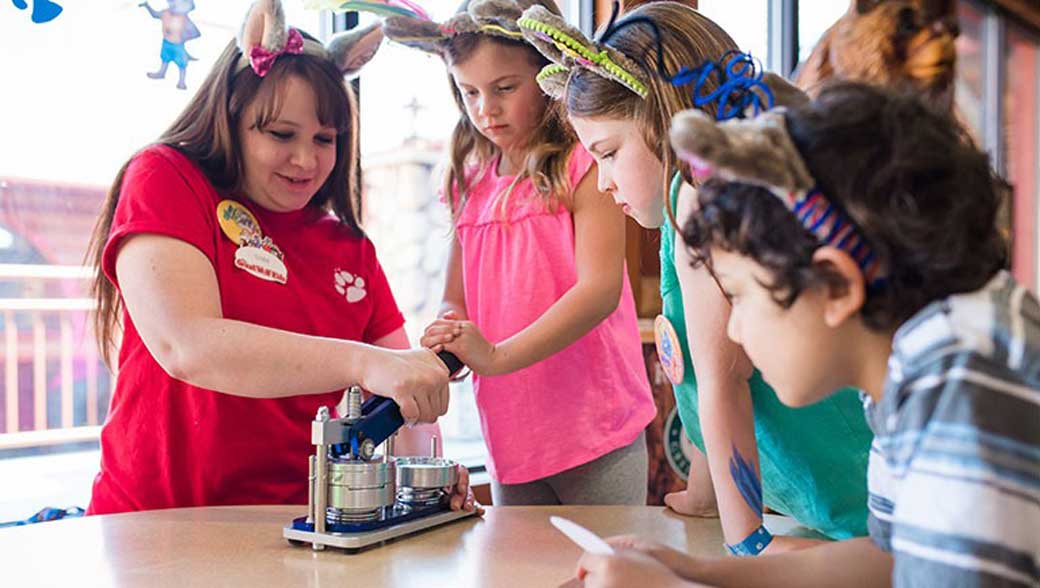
[334,269,367,303]
[11,0,63,24]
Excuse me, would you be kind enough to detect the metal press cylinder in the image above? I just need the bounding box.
[325,458,395,519]
[394,457,458,507]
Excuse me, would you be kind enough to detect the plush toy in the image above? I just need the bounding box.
[10,0,63,24]
[794,0,958,110]
[141,0,201,90]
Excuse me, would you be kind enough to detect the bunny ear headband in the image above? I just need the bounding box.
[311,0,537,56]
[518,0,785,120]
[237,0,385,79]
[669,108,887,286]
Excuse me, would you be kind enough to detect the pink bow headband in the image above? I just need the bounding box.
[248,27,302,76]
[234,0,387,80]
[236,28,328,77]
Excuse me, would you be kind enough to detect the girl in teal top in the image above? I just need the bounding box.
[517,2,871,551]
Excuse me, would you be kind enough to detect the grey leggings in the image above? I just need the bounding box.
[490,431,648,506]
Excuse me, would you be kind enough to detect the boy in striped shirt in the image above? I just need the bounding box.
[574,81,1039,588]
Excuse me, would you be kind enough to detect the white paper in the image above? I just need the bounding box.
[549,516,615,556]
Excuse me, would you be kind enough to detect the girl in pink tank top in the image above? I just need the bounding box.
[383,1,656,504]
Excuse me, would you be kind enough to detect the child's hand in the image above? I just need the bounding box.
[447,465,486,515]
[577,549,697,588]
[577,536,700,582]
[664,489,720,518]
[421,311,500,376]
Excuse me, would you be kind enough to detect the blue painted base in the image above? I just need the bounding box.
[290,502,451,534]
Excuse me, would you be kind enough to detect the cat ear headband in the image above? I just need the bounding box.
[669,108,887,286]
[518,1,783,120]
[237,0,385,79]
[312,0,538,56]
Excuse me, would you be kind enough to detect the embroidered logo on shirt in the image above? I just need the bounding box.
[334,269,366,303]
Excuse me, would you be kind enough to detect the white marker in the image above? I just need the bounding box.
[549,516,615,556]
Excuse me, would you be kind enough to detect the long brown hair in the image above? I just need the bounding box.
[442,1,577,221]
[563,2,737,224]
[86,34,362,366]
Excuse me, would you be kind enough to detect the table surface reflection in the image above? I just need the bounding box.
[0,505,814,587]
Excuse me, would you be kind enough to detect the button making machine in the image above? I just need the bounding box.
[284,352,478,551]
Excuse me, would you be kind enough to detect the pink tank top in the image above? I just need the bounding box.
[452,145,656,484]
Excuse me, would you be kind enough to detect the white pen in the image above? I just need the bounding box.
[550,516,615,556]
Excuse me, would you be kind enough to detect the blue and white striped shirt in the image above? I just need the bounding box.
[865,271,1039,587]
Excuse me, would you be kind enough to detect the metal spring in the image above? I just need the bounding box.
[326,506,381,524]
[396,486,446,507]
[346,386,362,420]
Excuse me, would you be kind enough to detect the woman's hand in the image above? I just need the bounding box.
[421,311,500,376]
[361,348,449,424]
[447,465,485,515]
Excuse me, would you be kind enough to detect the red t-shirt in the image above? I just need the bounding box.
[88,145,404,514]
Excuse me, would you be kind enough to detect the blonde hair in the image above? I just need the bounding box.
[441,0,577,221]
[563,2,737,224]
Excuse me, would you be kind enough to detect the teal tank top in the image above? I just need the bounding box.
[660,174,871,539]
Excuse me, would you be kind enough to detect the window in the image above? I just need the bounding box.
[1005,23,1040,292]
[354,6,487,465]
[0,1,323,515]
[956,0,986,139]
[952,0,1040,294]
[698,0,771,65]
[798,0,849,63]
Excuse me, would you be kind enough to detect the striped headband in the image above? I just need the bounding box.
[670,108,886,286]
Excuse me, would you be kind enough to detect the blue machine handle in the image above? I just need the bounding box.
[338,352,464,458]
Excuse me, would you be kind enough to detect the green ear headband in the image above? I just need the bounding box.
[518,3,649,98]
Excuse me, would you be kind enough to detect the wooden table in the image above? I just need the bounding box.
[0,505,815,587]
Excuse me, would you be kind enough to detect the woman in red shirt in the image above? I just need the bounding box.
[84,1,475,514]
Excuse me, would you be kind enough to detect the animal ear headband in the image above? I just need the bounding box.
[313,0,538,56]
[518,2,649,98]
[669,108,886,286]
[517,0,780,119]
[237,0,385,79]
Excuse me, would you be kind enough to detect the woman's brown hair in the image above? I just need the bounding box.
[86,34,361,366]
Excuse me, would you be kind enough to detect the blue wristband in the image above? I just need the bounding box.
[725,524,773,557]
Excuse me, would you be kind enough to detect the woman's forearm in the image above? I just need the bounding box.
[157,316,383,398]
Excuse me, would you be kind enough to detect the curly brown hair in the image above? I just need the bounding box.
[681,81,1008,330]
